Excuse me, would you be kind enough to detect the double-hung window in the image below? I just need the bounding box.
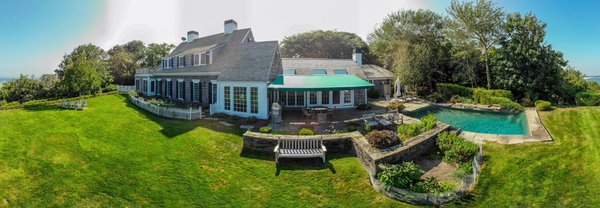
[193,82,200,102]
[177,80,184,100]
[179,56,185,67]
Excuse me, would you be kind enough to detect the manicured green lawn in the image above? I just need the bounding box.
[452,107,600,207]
[2,94,600,207]
[0,94,407,207]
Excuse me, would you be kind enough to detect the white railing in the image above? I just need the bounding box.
[118,85,136,92]
[129,96,202,120]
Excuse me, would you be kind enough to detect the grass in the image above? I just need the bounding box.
[2,94,600,207]
[0,94,407,207]
[450,107,600,207]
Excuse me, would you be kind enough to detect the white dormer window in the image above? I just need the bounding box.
[194,51,212,66]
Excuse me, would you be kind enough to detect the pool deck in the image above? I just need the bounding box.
[460,108,553,144]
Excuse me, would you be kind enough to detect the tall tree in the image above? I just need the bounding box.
[143,43,175,68]
[1,74,41,103]
[57,44,110,96]
[369,10,452,94]
[280,30,368,60]
[493,13,567,102]
[448,0,504,89]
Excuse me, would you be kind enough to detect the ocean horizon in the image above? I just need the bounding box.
[586,77,600,84]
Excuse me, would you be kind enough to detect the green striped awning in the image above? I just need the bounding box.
[268,75,374,92]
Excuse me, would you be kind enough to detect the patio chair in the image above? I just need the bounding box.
[62,100,68,108]
[73,100,80,109]
[327,106,335,119]
[387,110,404,125]
[81,100,87,109]
[302,108,313,122]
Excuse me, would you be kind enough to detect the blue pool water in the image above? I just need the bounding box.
[406,105,530,135]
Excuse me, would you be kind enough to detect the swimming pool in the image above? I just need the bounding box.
[405,105,530,135]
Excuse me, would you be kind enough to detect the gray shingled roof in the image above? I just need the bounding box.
[281,58,366,78]
[136,28,280,82]
[361,64,394,80]
[217,41,280,81]
[281,58,394,80]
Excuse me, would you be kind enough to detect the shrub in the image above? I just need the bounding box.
[0,100,6,106]
[472,88,514,103]
[437,132,479,164]
[367,88,381,98]
[377,162,424,189]
[410,177,445,193]
[487,96,524,111]
[437,83,473,100]
[444,142,479,164]
[102,84,118,93]
[420,114,437,130]
[387,100,405,111]
[272,130,290,135]
[535,100,552,111]
[397,114,437,141]
[366,130,401,149]
[364,124,373,132]
[355,103,371,111]
[521,97,534,107]
[259,126,272,133]
[298,128,315,135]
[426,92,444,103]
[575,91,600,106]
[346,125,358,132]
[397,124,422,141]
[0,101,22,110]
[454,163,473,179]
[128,90,138,97]
[450,96,473,104]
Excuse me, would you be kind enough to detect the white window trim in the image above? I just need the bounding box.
[178,56,184,68]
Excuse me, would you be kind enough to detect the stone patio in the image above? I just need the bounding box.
[268,99,421,134]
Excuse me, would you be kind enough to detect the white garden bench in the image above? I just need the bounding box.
[274,137,327,163]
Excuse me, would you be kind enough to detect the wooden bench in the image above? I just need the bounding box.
[274,137,327,163]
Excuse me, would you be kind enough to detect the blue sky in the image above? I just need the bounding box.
[0,0,598,78]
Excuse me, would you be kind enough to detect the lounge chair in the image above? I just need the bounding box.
[74,100,79,109]
[362,113,379,128]
[387,110,404,125]
[81,100,87,109]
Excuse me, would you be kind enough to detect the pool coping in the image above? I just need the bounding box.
[458,108,553,144]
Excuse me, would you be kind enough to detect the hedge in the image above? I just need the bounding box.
[472,88,513,103]
[437,83,473,100]
[0,91,118,110]
[575,91,600,106]
[535,100,552,111]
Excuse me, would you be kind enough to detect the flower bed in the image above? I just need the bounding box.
[129,95,202,120]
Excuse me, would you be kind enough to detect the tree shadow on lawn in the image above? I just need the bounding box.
[124,99,245,138]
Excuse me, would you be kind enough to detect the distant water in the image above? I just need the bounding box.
[0,78,11,83]
[586,77,600,84]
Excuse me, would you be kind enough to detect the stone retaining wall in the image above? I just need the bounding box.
[353,123,451,175]
[242,131,361,154]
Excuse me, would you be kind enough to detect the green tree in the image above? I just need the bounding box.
[280,30,368,60]
[108,45,137,85]
[448,0,504,89]
[38,74,60,99]
[493,13,567,103]
[1,74,41,103]
[561,66,588,103]
[369,10,452,94]
[57,44,110,96]
[143,43,175,68]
